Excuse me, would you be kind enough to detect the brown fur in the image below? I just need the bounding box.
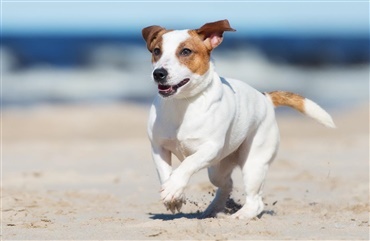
[142,20,236,74]
[196,19,236,50]
[141,26,172,63]
[142,28,212,75]
[267,91,305,113]
[175,30,211,76]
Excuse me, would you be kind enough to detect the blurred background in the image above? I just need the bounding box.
[2,2,369,238]
[1,1,369,109]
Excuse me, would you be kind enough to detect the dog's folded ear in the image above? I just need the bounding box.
[196,19,236,50]
[142,25,166,51]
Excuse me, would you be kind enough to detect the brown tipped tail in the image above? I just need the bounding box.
[265,91,336,128]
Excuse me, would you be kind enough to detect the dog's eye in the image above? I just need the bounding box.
[180,48,192,56]
[153,48,161,56]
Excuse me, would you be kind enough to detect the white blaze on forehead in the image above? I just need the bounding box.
[153,30,193,85]
[152,29,214,98]
[157,30,190,65]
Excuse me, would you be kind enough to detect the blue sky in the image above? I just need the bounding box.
[2,1,369,36]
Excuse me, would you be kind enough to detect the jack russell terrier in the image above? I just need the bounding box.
[142,19,335,219]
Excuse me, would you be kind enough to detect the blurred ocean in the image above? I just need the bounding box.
[1,35,369,109]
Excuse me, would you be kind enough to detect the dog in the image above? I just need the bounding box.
[142,19,335,219]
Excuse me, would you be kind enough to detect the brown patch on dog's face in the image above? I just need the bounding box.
[142,25,172,63]
[148,30,172,64]
[175,30,211,76]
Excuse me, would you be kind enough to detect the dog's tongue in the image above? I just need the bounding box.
[158,84,173,93]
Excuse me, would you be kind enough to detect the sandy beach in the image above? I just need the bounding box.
[1,102,369,240]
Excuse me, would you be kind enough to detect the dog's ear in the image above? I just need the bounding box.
[142,25,166,51]
[196,19,236,50]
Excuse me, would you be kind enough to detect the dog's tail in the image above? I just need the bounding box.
[264,91,336,128]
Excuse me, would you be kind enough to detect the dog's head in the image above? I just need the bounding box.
[142,20,235,99]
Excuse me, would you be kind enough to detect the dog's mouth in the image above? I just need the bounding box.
[158,78,190,97]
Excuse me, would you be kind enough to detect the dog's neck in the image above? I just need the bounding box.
[168,62,219,101]
[157,63,224,122]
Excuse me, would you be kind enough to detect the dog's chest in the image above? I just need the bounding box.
[161,135,200,161]
[162,122,208,161]
[155,105,213,160]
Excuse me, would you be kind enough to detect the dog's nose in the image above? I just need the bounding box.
[153,68,168,83]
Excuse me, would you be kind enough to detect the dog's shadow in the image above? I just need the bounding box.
[148,211,200,220]
[148,198,275,220]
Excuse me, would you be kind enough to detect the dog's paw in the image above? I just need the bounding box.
[199,208,217,219]
[230,196,264,219]
[230,210,255,220]
[200,202,224,219]
[161,175,187,213]
[163,197,186,214]
[230,204,263,220]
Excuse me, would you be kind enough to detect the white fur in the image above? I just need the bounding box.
[304,98,336,128]
[153,30,191,88]
[147,30,332,219]
[153,30,213,99]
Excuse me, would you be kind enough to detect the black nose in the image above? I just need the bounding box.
[153,68,168,83]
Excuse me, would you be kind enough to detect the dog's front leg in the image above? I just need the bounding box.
[151,145,181,213]
[161,142,221,213]
[151,145,172,185]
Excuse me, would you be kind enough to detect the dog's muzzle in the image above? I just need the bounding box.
[153,68,190,97]
[157,78,190,97]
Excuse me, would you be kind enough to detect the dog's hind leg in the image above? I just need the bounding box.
[200,157,236,218]
[231,122,279,220]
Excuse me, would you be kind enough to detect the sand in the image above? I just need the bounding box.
[1,102,369,240]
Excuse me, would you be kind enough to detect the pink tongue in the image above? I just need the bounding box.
[158,85,172,91]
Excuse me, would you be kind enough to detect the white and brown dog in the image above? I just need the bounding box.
[142,20,335,219]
